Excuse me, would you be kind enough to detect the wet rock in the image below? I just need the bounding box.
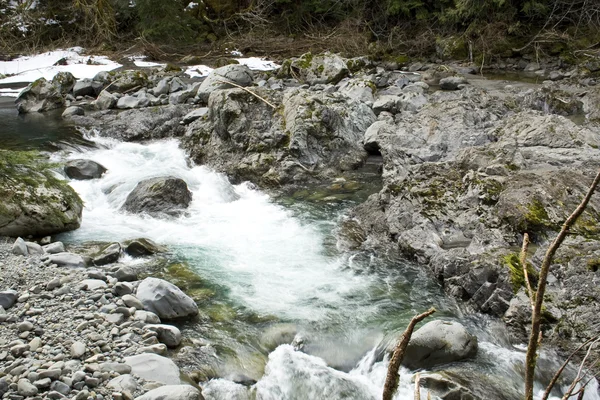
[93,242,121,266]
[145,324,182,348]
[121,176,192,217]
[135,384,203,400]
[196,64,254,102]
[0,151,83,237]
[418,372,476,400]
[16,72,75,113]
[64,159,107,180]
[62,106,85,118]
[124,353,181,385]
[154,78,170,96]
[403,320,478,369]
[136,277,198,320]
[122,238,168,257]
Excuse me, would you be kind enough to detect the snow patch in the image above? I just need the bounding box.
[0,48,121,85]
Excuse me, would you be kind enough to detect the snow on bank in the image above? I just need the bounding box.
[0,47,279,97]
[184,58,280,78]
[0,47,121,85]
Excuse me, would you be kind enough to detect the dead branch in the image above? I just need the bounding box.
[542,336,599,400]
[561,337,600,400]
[520,232,535,309]
[414,372,421,400]
[215,78,277,109]
[382,307,436,400]
[524,169,600,400]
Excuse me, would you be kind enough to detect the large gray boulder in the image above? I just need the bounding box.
[64,159,107,180]
[403,320,478,369]
[0,151,83,237]
[196,64,253,102]
[134,385,203,400]
[121,176,192,217]
[136,277,198,320]
[182,87,376,186]
[15,72,76,113]
[124,353,181,385]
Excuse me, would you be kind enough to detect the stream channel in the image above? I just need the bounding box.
[1,92,598,400]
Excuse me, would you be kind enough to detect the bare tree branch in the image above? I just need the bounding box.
[525,169,600,400]
[382,307,436,400]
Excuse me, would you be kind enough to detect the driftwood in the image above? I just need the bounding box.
[214,78,277,109]
[382,307,436,400]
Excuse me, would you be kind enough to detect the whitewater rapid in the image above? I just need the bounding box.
[54,135,599,400]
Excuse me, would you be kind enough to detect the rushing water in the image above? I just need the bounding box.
[2,105,597,399]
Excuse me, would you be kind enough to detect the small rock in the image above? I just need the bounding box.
[12,237,28,256]
[439,76,468,90]
[134,385,201,400]
[18,321,34,332]
[145,324,182,348]
[64,159,107,180]
[17,379,38,397]
[46,277,62,291]
[51,380,71,395]
[114,282,134,296]
[43,242,66,254]
[62,106,85,118]
[0,290,18,309]
[43,252,85,268]
[71,341,86,359]
[121,295,143,310]
[80,279,108,291]
[29,337,42,351]
[115,266,137,282]
[33,377,52,389]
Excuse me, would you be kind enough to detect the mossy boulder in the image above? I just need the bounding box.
[435,36,468,60]
[15,72,76,113]
[280,52,349,85]
[0,150,83,237]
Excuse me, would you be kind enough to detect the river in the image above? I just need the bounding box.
[1,98,597,400]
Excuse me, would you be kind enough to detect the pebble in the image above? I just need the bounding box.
[17,379,38,397]
[71,341,86,359]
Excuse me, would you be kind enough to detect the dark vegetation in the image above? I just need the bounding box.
[1,0,600,62]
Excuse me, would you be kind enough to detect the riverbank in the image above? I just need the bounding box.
[1,47,600,399]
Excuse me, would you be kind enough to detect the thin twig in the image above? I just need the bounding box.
[525,169,600,400]
[215,78,276,109]
[520,232,535,309]
[561,337,600,400]
[542,336,599,400]
[414,372,421,400]
[382,308,436,400]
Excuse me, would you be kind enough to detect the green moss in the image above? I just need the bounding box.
[524,199,550,228]
[164,63,182,72]
[503,253,538,293]
[296,52,313,69]
[587,259,600,272]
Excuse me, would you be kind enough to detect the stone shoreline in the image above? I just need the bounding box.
[0,238,205,400]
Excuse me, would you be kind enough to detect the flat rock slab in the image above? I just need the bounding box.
[124,353,181,385]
